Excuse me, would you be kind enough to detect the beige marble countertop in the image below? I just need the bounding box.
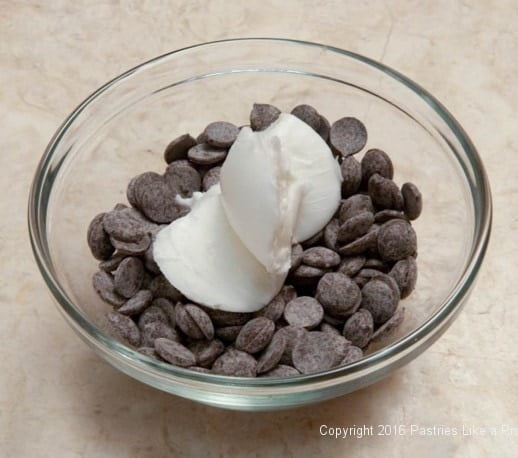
[1,1,517,457]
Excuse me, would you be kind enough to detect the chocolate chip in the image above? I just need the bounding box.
[107,311,140,346]
[337,211,374,244]
[206,309,252,327]
[324,218,340,251]
[215,325,243,342]
[361,277,399,325]
[256,331,287,374]
[338,256,366,276]
[203,121,239,148]
[291,104,321,131]
[141,321,179,347]
[196,130,208,143]
[353,268,372,285]
[371,307,405,342]
[353,275,370,289]
[290,244,303,271]
[149,275,182,301]
[212,348,257,377]
[125,207,160,233]
[202,166,221,191]
[377,271,402,297]
[154,338,196,367]
[363,258,391,273]
[316,273,362,317]
[302,247,341,269]
[235,317,275,354]
[87,213,114,260]
[292,332,349,374]
[320,322,341,336]
[143,244,160,274]
[377,219,417,262]
[340,156,362,198]
[291,265,330,288]
[368,174,403,210]
[280,285,298,304]
[118,290,153,315]
[110,234,151,256]
[164,133,197,164]
[317,114,330,142]
[99,254,126,273]
[256,291,285,322]
[126,172,162,209]
[142,271,154,290]
[374,209,407,224]
[277,325,307,365]
[250,103,281,131]
[152,298,176,326]
[141,271,154,291]
[329,117,367,156]
[260,364,300,377]
[175,304,214,340]
[139,178,187,224]
[323,313,345,326]
[113,257,145,298]
[137,304,168,329]
[339,195,374,224]
[284,297,324,329]
[343,309,374,348]
[356,268,386,283]
[389,257,417,299]
[187,143,227,165]
[293,264,330,279]
[361,149,394,186]
[401,182,423,220]
[163,160,202,197]
[189,339,225,367]
[93,270,126,307]
[340,345,363,365]
[338,226,379,257]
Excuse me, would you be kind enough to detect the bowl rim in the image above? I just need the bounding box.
[28,37,492,389]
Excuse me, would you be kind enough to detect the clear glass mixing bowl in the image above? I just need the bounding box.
[28,38,491,411]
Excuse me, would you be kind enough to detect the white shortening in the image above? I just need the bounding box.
[154,113,342,312]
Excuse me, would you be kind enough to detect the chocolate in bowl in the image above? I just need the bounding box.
[28,38,491,410]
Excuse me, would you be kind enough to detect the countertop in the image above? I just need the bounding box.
[1,1,517,457]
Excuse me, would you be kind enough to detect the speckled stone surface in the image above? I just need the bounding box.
[1,1,517,457]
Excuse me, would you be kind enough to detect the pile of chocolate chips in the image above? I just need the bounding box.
[87,102,422,377]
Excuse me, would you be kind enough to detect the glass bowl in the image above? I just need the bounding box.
[28,38,492,411]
